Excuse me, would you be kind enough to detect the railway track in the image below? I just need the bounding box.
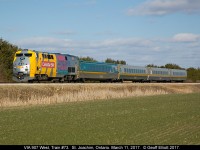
[0,82,200,86]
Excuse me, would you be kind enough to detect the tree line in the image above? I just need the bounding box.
[79,57,126,65]
[0,39,18,82]
[0,38,199,82]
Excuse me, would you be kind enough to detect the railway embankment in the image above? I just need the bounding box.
[0,83,200,107]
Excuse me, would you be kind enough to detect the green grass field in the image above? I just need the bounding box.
[0,93,200,145]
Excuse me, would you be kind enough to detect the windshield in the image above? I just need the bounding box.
[16,53,32,57]
[24,53,32,57]
[16,53,23,57]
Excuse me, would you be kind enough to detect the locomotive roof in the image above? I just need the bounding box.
[19,49,78,58]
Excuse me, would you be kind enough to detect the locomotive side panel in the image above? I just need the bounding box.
[55,54,68,77]
[65,54,79,76]
[35,52,57,80]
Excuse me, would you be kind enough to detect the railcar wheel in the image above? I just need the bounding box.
[28,80,33,83]
[80,78,85,83]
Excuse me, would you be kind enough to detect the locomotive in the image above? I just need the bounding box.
[12,49,187,83]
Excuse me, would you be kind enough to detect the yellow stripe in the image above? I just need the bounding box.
[52,54,56,77]
[171,76,187,78]
[28,50,36,78]
[149,74,171,77]
[149,74,186,78]
[13,50,22,62]
[80,71,107,75]
[41,53,48,74]
[121,73,186,78]
[121,73,147,77]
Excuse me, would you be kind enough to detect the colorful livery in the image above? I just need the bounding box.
[13,49,79,82]
[13,49,187,83]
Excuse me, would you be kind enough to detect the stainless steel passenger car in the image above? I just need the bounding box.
[147,67,171,82]
[170,69,187,82]
[119,65,148,82]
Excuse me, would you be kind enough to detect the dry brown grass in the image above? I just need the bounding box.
[0,83,200,107]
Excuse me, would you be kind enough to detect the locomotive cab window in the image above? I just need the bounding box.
[42,54,47,58]
[16,53,23,57]
[24,53,32,57]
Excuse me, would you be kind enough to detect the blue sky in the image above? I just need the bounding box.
[1,0,200,68]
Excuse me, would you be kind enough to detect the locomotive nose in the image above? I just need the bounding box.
[13,64,30,80]
[13,53,31,82]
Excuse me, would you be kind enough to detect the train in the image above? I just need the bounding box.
[12,49,187,83]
